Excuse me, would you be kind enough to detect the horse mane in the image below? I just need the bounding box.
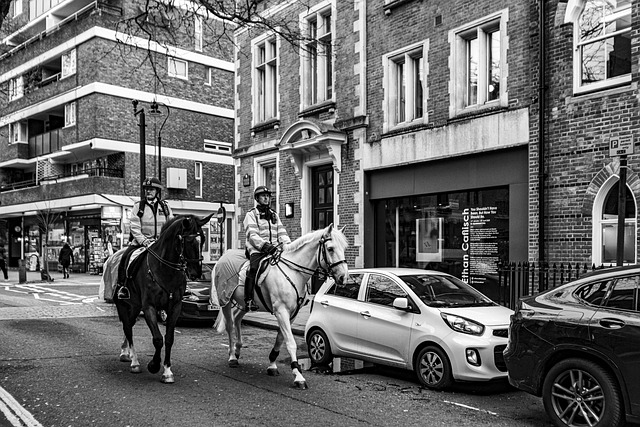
[157,215,196,244]
[282,225,348,253]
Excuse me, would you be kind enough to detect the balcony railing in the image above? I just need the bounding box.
[0,167,124,192]
[28,129,62,157]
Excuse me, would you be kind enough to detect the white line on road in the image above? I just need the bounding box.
[443,400,498,416]
[33,294,82,305]
[0,384,43,427]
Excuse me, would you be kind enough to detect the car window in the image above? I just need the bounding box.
[326,273,362,299]
[365,274,407,307]
[400,274,493,307]
[575,280,613,306]
[605,276,639,311]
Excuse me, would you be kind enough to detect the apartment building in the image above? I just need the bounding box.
[0,0,235,273]
[234,0,538,295]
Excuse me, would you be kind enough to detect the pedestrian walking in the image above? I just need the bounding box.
[58,241,74,279]
[0,241,8,281]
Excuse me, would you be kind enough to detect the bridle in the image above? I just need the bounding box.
[147,231,204,273]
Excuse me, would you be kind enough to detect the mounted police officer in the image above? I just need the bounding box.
[116,177,174,299]
[243,186,291,311]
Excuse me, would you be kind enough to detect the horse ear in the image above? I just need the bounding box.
[323,223,334,238]
[338,225,346,234]
[196,212,215,227]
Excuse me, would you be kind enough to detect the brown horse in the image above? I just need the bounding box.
[115,213,213,383]
[213,224,349,389]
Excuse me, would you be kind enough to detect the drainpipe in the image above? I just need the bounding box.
[538,0,546,265]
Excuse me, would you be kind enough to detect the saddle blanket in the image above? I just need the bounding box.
[98,247,145,301]
[210,249,248,307]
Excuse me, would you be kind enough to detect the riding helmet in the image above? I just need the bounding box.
[254,186,272,201]
[143,177,163,191]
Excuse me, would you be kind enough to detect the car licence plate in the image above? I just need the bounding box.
[207,304,220,311]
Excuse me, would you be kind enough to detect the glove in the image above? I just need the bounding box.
[144,238,155,248]
[262,242,278,255]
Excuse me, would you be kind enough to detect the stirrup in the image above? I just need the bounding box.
[245,299,258,312]
[117,286,130,300]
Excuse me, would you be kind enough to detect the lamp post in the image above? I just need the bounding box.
[148,100,170,185]
[132,100,146,199]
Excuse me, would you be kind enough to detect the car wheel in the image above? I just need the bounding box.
[542,358,623,427]
[415,345,453,390]
[307,329,332,366]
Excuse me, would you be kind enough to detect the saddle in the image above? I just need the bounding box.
[117,245,146,287]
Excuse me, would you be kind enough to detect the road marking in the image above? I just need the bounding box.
[0,384,43,427]
[443,400,498,416]
[33,294,82,305]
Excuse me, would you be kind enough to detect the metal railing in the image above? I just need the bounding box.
[0,167,124,192]
[496,262,610,309]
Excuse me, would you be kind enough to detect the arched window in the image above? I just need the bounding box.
[593,178,637,265]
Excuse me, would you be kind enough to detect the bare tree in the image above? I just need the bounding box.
[33,202,63,281]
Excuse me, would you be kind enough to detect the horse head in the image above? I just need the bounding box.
[179,213,214,280]
[320,223,349,285]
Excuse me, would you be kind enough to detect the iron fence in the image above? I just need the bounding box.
[495,262,611,309]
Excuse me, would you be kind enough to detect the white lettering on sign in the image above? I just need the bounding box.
[609,136,634,157]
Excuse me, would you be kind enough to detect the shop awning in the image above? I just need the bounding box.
[0,193,137,218]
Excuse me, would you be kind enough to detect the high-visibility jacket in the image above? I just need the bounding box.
[130,199,174,247]
[244,207,291,255]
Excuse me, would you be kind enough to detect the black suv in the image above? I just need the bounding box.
[504,265,640,427]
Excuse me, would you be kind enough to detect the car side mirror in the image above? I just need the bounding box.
[392,297,410,311]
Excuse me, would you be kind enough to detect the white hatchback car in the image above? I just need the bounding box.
[305,268,513,390]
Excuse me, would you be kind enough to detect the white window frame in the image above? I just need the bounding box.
[382,40,428,132]
[13,0,23,17]
[194,15,203,52]
[205,67,212,86]
[194,162,203,198]
[203,139,232,155]
[571,0,631,94]
[252,34,279,124]
[8,76,23,102]
[592,176,637,265]
[10,121,27,143]
[300,1,334,109]
[61,48,76,79]
[449,9,508,118]
[64,102,76,127]
[254,154,279,213]
[168,57,188,80]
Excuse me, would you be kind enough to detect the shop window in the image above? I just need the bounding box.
[301,2,333,108]
[449,10,507,117]
[573,0,631,93]
[383,41,427,131]
[593,179,636,265]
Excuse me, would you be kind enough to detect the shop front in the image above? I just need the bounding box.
[366,147,528,299]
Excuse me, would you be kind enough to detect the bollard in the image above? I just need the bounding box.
[18,259,27,283]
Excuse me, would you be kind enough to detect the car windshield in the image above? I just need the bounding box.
[399,274,495,307]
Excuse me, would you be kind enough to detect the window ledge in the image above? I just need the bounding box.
[383,0,416,15]
[298,101,336,118]
[251,118,280,134]
[380,122,433,141]
[449,105,508,123]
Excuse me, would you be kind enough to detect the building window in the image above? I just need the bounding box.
[61,49,76,79]
[10,122,27,143]
[255,156,278,212]
[593,179,636,265]
[168,57,188,80]
[302,3,333,108]
[383,41,427,131]
[194,15,203,52]
[203,139,232,155]
[195,162,202,198]
[64,102,76,127]
[450,10,507,117]
[574,0,631,93]
[8,76,23,101]
[13,0,23,17]
[205,67,212,86]
[253,36,278,123]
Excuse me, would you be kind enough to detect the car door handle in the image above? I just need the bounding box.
[599,318,626,329]
[319,300,330,307]
[359,311,371,318]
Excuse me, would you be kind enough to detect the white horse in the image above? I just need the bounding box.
[212,224,348,389]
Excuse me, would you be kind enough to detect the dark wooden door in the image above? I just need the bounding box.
[311,165,334,293]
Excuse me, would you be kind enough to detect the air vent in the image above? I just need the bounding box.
[204,139,232,155]
[435,15,443,26]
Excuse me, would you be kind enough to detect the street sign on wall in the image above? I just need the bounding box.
[609,136,634,157]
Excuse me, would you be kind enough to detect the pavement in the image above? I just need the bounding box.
[0,267,310,336]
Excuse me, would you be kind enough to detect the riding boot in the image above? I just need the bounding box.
[244,276,258,312]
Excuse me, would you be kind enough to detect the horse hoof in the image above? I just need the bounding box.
[148,361,161,374]
[293,381,308,390]
[228,360,239,367]
[130,365,141,374]
[161,375,175,384]
[120,354,131,362]
[267,368,280,377]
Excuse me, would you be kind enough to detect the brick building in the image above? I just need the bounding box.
[234,0,539,293]
[0,0,235,273]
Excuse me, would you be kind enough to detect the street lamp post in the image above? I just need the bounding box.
[132,100,146,199]
[149,100,170,184]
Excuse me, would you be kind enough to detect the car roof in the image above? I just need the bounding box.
[349,267,451,277]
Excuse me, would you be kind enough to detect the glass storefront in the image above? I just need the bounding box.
[374,186,509,293]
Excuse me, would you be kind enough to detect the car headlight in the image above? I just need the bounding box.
[441,313,485,336]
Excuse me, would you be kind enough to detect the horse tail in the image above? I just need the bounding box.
[214,310,226,333]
